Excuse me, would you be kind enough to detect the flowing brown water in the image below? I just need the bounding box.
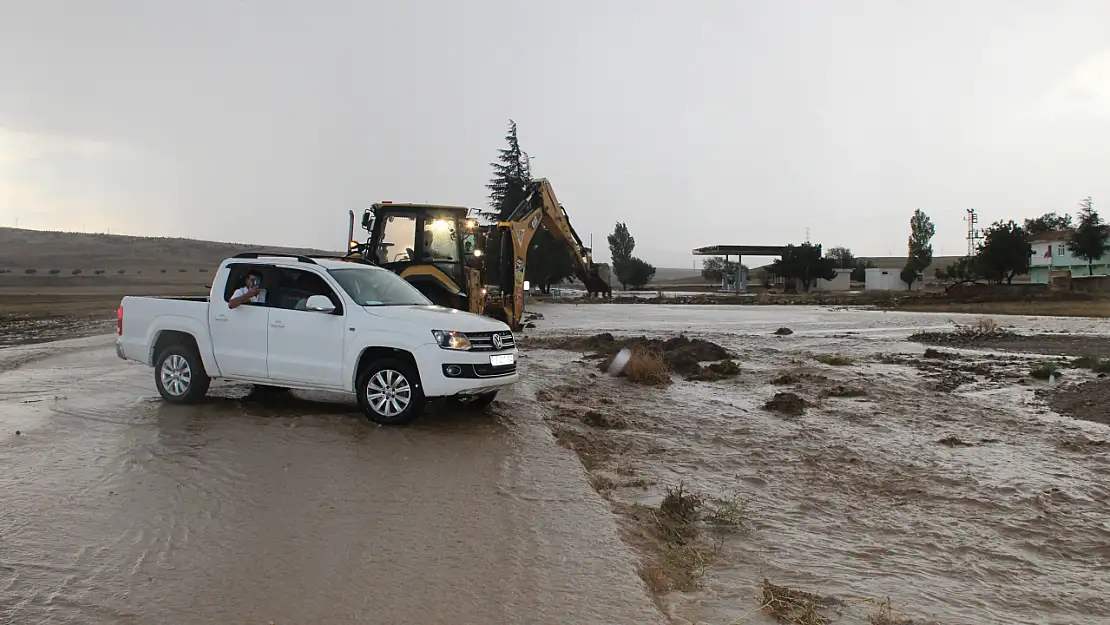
[0,336,662,624]
[521,304,1110,625]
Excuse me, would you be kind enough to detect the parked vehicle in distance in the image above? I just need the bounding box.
[116,253,519,425]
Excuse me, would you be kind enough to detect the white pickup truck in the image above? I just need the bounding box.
[116,253,519,425]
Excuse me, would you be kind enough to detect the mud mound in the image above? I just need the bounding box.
[764,392,808,415]
[910,329,1110,359]
[923,348,957,360]
[771,372,829,386]
[686,359,741,381]
[1049,379,1110,425]
[774,327,794,336]
[937,435,973,447]
[581,410,629,430]
[821,385,867,398]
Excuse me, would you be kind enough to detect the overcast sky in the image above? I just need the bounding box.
[2,1,1109,268]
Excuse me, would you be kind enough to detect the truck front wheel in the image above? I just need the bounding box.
[154,344,210,404]
[356,359,425,425]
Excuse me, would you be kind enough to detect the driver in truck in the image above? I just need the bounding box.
[228,269,267,309]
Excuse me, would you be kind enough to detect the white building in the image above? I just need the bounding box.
[1029,230,1109,283]
[865,267,922,291]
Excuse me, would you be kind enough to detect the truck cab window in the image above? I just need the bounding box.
[275,268,342,313]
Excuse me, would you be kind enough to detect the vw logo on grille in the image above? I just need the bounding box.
[492,333,504,350]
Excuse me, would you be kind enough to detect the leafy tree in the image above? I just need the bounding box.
[904,209,935,289]
[1067,196,1110,276]
[526,228,577,294]
[607,222,636,289]
[825,246,856,269]
[850,258,874,282]
[624,257,656,289]
[768,243,837,292]
[934,256,980,288]
[1024,212,1073,236]
[975,220,1031,284]
[899,263,920,290]
[701,256,741,283]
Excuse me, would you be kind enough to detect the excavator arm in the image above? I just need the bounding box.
[493,178,611,329]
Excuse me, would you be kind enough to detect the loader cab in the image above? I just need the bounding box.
[362,202,480,308]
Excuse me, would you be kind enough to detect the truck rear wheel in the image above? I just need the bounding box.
[154,344,210,404]
[356,358,425,425]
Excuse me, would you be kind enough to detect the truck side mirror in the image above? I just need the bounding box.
[306,295,336,314]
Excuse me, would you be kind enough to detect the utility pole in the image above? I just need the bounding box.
[964,208,982,257]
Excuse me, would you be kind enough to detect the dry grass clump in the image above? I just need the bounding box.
[760,579,832,625]
[814,354,854,366]
[623,347,672,385]
[657,484,703,542]
[972,316,999,334]
[868,597,919,625]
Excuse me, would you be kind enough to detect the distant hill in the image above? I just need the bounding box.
[0,227,340,273]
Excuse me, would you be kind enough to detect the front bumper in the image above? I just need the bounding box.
[413,343,520,398]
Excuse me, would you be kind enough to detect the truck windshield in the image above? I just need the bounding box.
[327,267,432,307]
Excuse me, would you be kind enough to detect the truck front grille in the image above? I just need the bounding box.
[465,331,515,352]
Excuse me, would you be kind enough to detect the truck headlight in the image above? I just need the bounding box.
[432,330,472,350]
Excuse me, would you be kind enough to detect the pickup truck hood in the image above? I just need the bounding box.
[365,305,511,333]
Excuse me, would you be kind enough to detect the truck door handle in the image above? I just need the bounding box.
[271,320,284,328]
[214,314,228,322]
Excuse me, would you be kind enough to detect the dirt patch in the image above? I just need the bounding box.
[764,392,808,415]
[686,359,741,381]
[1048,379,1110,425]
[771,371,830,386]
[1056,437,1109,452]
[923,348,958,360]
[813,354,854,366]
[821,385,868,398]
[937,435,974,448]
[910,326,1110,359]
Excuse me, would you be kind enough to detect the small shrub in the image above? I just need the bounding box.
[973,317,1000,334]
[657,484,703,542]
[624,347,671,385]
[71,269,82,275]
[814,354,854,366]
[199,268,209,273]
[704,491,748,532]
[24,268,37,274]
[48,269,61,275]
[160,269,167,273]
[178,268,188,273]
[764,392,808,415]
[94,269,106,275]
[1030,361,1061,380]
[117,269,126,274]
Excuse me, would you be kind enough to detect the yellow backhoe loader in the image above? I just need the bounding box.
[346,179,611,330]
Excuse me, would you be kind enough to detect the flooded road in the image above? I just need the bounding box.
[0,336,663,624]
[522,304,1110,625]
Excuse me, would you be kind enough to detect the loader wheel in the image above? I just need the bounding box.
[154,343,210,404]
[356,359,426,425]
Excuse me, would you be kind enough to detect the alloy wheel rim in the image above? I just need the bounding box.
[160,354,192,396]
[366,369,412,417]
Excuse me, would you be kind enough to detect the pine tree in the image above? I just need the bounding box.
[484,119,532,220]
[1067,196,1110,276]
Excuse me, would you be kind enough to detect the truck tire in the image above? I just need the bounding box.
[448,390,498,411]
[356,358,425,425]
[154,343,210,404]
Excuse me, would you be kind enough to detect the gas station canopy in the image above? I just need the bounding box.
[692,245,789,257]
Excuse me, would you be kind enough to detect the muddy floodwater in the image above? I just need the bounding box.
[0,336,663,624]
[3,304,1109,624]
[521,304,1110,625]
